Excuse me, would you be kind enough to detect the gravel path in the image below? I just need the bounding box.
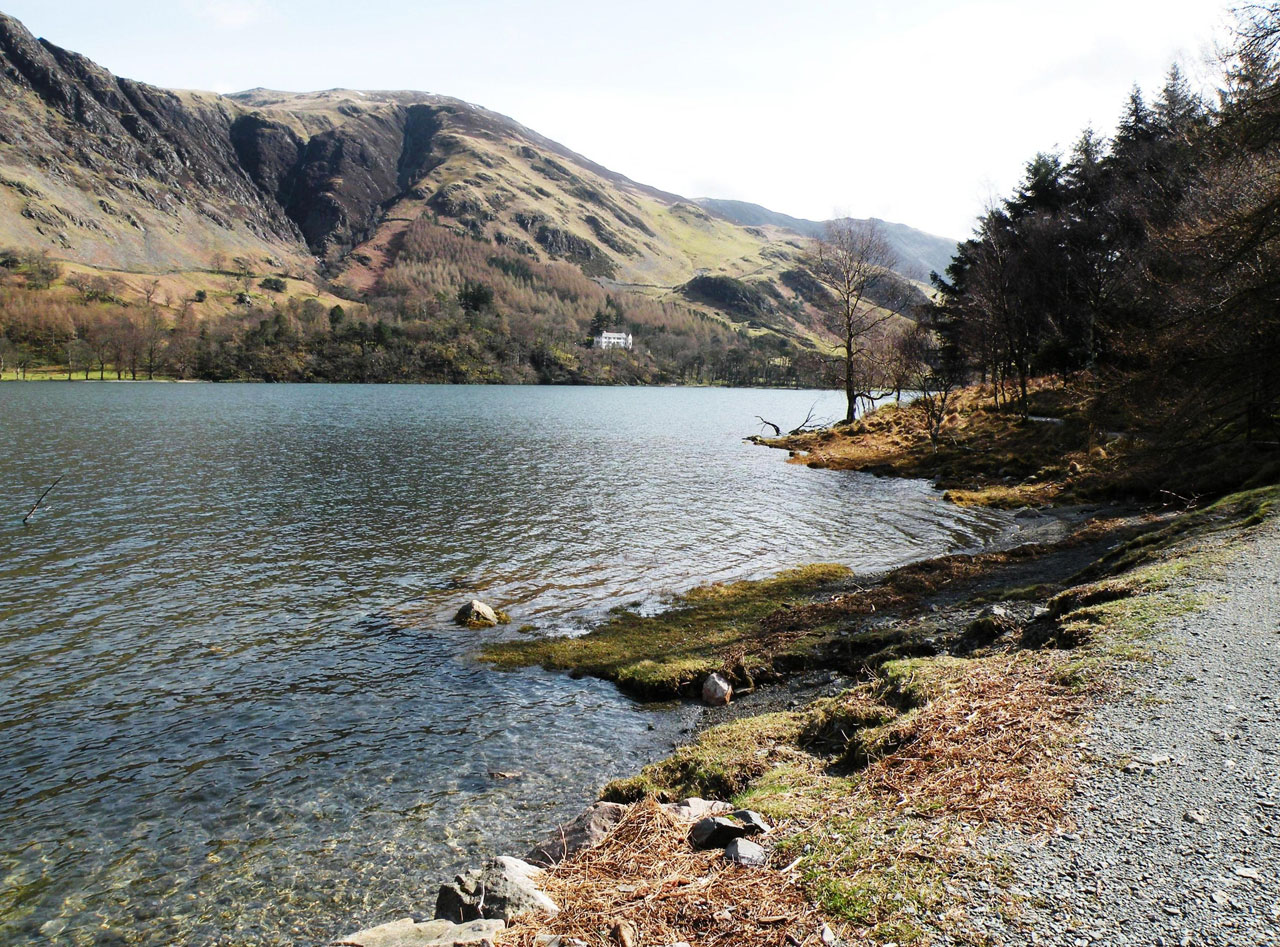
[964,517,1280,947]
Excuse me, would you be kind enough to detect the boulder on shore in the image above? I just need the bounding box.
[702,672,733,706]
[724,837,769,867]
[690,816,748,850]
[455,600,500,628]
[664,797,734,822]
[435,856,558,923]
[525,801,628,866]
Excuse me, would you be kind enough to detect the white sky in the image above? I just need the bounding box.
[3,0,1232,239]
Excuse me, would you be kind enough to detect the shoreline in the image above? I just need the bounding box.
[329,481,1280,944]
[318,381,1280,946]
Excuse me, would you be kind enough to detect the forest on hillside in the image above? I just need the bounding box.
[0,223,830,387]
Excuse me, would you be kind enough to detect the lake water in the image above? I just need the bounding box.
[0,384,1012,945]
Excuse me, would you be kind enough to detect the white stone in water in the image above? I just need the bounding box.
[702,672,733,706]
[455,599,499,627]
[328,916,504,946]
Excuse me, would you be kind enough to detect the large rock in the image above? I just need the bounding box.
[731,809,771,835]
[327,916,504,947]
[690,816,748,850]
[435,856,558,923]
[702,672,733,706]
[525,801,628,866]
[455,600,500,628]
[724,837,769,867]
[663,797,734,822]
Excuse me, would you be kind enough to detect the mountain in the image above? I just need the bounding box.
[694,199,959,283]
[0,11,952,384]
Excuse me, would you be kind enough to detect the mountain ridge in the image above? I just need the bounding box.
[0,10,949,292]
[694,198,959,282]
[0,10,953,384]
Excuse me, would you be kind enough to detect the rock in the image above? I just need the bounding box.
[525,801,627,866]
[690,816,748,849]
[328,917,504,947]
[1183,810,1206,825]
[820,923,838,946]
[435,857,558,923]
[1033,605,1051,619]
[702,672,733,706]
[664,797,733,822]
[731,809,771,835]
[723,837,768,867]
[609,919,639,947]
[455,600,500,628]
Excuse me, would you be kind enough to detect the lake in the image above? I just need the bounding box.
[0,384,1012,945]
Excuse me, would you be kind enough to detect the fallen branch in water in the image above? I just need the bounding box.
[755,416,782,436]
[22,476,62,525]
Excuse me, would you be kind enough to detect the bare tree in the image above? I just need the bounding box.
[900,321,961,449]
[808,219,909,421]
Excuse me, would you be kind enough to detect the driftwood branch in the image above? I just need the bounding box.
[22,476,62,525]
[755,416,782,436]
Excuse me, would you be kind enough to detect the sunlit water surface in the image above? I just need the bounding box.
[0,384,1013,945]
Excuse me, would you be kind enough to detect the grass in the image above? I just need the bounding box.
[602,710,811,803]
[520,484,1280,944]
[480,564,852,699]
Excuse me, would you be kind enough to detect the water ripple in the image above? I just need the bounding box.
[0,384,1011,945]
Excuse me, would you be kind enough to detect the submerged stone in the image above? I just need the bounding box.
[327,916,504,946]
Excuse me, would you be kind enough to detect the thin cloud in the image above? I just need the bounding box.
[183,0,267,30]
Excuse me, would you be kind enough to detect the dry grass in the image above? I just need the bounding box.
[767,379,1106,508]
[499,799,827,947]
[863,654,1086,829]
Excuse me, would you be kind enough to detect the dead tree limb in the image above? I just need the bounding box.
[22,476,62,525]
[755,416,782,436]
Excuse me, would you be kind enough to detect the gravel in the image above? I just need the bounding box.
[953,517,1280,947]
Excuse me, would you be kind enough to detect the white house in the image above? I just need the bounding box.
[595,331,633,351]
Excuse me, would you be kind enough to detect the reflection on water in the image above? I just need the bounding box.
[0,384,1010,945]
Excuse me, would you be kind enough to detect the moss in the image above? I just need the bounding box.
[479,564,852,698]
[800,689,898,756]
[601,710,808,802]
[878,655,971,706]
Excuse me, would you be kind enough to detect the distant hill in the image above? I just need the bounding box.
[0,10,953,383]
[695,199,959,283]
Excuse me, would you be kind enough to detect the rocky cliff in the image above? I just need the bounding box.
[0,10,950,339]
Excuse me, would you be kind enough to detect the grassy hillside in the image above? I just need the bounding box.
[0,12,932,384]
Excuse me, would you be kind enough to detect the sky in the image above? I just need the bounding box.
[2,0,1234,239]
